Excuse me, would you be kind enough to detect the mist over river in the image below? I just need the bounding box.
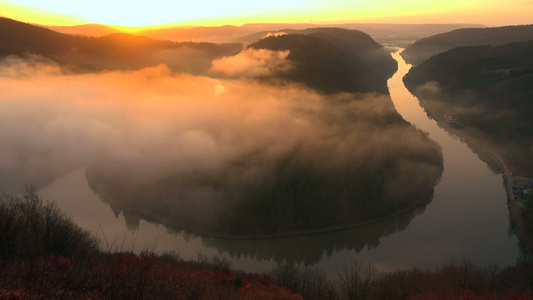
[39,50,521,276]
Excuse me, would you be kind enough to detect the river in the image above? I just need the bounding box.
[39,50,521,276]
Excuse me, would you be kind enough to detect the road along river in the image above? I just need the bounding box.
[40,49,521,277]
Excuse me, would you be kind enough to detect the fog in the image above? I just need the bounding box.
[210,48,293,78]
[412,81,514,123]
[0,53,442,235]
[411,80,533,174]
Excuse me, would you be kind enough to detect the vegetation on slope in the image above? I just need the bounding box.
[0,190,301,299]
[249,28,397,94]
[270,261,533,300]
[401,24,533,65]
[404,41,533,173]
[0,17,241,73]
[0,187,99,260]
[1,191,533,299]
[403,41,533,246]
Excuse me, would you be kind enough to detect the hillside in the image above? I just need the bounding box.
[2,190,533,300]
[47,23,122,37]
[249,28,397,93]
[0,17,241,73]
[85,29,442,238]
[404,41,533,245]
[404,41,533,181]
[137,25,258,43]
[401,24,533,65]
[0,18,442,240]
[404,42,533,242]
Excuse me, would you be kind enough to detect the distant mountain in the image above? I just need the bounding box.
[49,23,307,42]
[0,17,72,57]
[47,21,484,44]
[0,17,241,73]
[138,23,486,45]
[240,24,485,44]
[47,24,121,37]
[249,28,397,94]
[402,24,533,65]
[340,23,485,40]
[404,41,533,173]
[136,25,259,43]
[1,18,395,93]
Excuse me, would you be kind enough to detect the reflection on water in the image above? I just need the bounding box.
[84,88,442,238]
[202,208,418,266]
[40,166,423,273]
[39,168,278,273]
[40,50,521,277]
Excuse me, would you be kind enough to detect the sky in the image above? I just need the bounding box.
[1,0,532,28]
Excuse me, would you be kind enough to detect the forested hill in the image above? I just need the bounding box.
[404,41,533,96]
[249,28,397,94]
[404,41,533,173]
[0,17,241,73]
[401,24,533,65]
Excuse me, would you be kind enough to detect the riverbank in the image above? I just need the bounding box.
[114,197,429,240]
[498,156,533,260]
[424,110,533,259]
[206,200,428,240]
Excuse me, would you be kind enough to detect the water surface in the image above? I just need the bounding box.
[40,50,520,276]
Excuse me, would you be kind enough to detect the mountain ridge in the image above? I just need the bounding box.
[402,24,533,65]
[0,17,242,73]
[248,28,397,93]
[46,21,484,43]
[404,40,533,174]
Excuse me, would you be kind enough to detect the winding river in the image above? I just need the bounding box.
[39,50,521,276]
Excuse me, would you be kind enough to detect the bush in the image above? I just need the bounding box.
[337,260,377,300]
[0,187,99,260]
[271,264,337,300]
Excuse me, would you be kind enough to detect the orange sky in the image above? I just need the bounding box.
[0,0,532,28]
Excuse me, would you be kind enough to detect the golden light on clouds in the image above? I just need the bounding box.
[0,0,532,27]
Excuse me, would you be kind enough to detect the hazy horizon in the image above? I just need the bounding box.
[1,0,532,28]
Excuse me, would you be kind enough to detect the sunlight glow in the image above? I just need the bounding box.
[1,0,532,27]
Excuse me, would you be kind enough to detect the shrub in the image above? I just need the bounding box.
[337,260,377,300]
[0,187,99,260]
[271,264,337,300]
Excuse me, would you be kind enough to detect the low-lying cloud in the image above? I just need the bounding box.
[0,55,63,78]
[264,32,288,38]
[210,48,293,78]
[0,55,226,191]
[0,54,442,235]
